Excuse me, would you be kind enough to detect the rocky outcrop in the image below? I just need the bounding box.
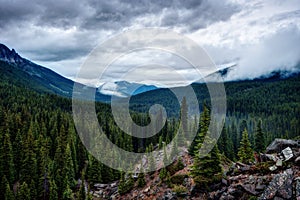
[91,181,119,199]
[266,139,300,154]
[0,44,22,63]
[211,139,300,200]
[90,139,300,200]
[259,168,293,200]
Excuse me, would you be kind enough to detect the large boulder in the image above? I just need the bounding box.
[266,139,300,154]
[282,147,293,161]
[258,168,293,200]
[296,178,300,200]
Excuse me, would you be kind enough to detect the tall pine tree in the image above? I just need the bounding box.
[254,120,265,153]
[238,128,253,164]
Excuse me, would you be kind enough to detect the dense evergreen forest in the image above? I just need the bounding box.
[0,67,299,199]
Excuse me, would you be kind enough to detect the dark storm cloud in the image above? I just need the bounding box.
[0,0,39,27]
[1,0,299,86]
[0,0,241,30]
[160,0,241,31]
[0,0,242,63]
[0,0,90,29]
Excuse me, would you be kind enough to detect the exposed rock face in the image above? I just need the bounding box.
[90,139,300,200]
[282,147,293,161]
[296,178,300,200]
[0,44,23,64]
[266,139,300,154]
[259,168,293,200]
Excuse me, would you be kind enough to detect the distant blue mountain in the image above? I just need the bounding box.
[98,80,158,97]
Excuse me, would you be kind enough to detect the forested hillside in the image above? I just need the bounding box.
[0,67,299,199]
[131,73,300,157]
[0,79,182,199]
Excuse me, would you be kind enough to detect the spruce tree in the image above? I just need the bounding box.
[29,179,37,200]
[163,143,169,166]
[191,104,222,189]
[63,143,75,188]
[0,176,9,200]
[218,126,235,160]
[158,136,163,149]
[13,129,23,181]
[239,120,247,146]
[179,96,188,145]
[170,137,179,160]
[159,167,167,180]
[118,172,134,195]
[87,155,102,185]
[17,182,31,200]
[21,126,37,185]
[237,128,253,163]
[230,121,238,156]
[254,120,265,153]
[137,164,146,187]
[0,132,16,185]
[118,172,126,194]
[49,180,58,200]
[4,183,14,200]
[148,144,156,172]
[62,184,73,200]
[191,140,222,189]
[189,105,210,156]
[77,171,86,200]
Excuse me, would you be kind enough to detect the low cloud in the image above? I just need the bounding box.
[0,0,300,86]
[227,26,300,80]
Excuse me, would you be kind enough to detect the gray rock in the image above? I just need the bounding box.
[264,154,278,162]
[295,156,300,164]
[241,184,259,195]
[110,194,116,200]
[144,186,150,193]
[294,149,300,157]
[211,187,227,199]
[219,193,235,200]
[162,191,177,200]
[139,193,145,199]
[276,169,293,199]
[259,168,293,200]
[296,178,300,197]
[269,165,278,171]
[276,159,283,167]
[94,183,107,188]
[228,185,244,198]
[110,182,117,188]
[266,139,300,154]
[282,147,293,161]
[255,184,266,191]
[222,178,228,186]
[273,197,285,200]
[93,193,100,198]
[108,186,118,196]
[248,175,256,184]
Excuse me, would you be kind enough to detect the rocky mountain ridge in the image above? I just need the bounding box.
[88,139,300,200]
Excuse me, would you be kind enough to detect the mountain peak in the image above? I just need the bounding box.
[0,43,23,64]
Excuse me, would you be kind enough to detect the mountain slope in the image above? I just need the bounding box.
[130,71,300,117]
[98,81,157,97]
[0,43,111,102]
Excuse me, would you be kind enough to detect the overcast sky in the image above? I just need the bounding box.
[0,0,300,87]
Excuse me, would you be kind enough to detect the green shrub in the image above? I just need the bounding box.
[193,173,222,191]
[166,158,185,175]
[172,185,188,196]
[170,174,188,185]
[250,161,273,174]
